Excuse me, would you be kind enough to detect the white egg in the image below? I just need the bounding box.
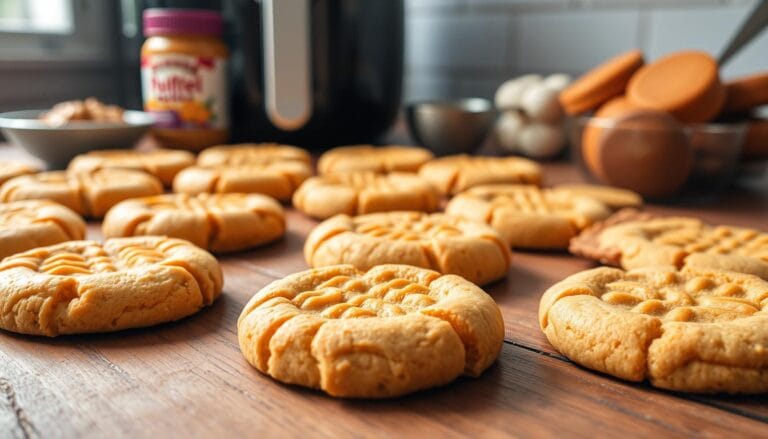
[494,74,543,110]
[543,73,572,92]
[495,80,527,110]
[519,84,562,123]
[494,111,526,152]
[517,123,565,159]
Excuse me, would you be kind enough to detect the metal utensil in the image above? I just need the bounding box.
[719,0,768,66]
[406,98,497,156]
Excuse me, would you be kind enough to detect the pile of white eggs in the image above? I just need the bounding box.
[494,73,571,159]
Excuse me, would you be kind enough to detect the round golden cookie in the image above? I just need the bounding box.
[317,145,434,175]
[418,155,543,195]
[197,143,311,167]
[172,162,312,201]
[597,216,768,280]
[0,236,223,336]
[552,183,643,209]
[445,184,610,249]
[0,160,37,186]
[103,193,285,253]
[292,172,439,219]
[237,264,504,398]
[304,212,511,286]
[539,265,768,393]
[0,200,86,260]
[67,149,195,186]
[0,169,163,218]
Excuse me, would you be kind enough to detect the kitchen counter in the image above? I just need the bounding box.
[1,143,767,437]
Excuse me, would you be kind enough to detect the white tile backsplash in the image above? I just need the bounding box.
[516,10,641,72]
[404,0,767,102]
[406,15,512,68]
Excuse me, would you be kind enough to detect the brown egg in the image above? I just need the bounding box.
[596,110,693,197]
[581,96,642,181]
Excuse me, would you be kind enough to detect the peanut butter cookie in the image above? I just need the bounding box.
[418,155,542,195]
[539,265,768,393]
[445,184,610,249]
[317,145,433,175]
[197,143,311,167]
[0,236,223,336]
[0,169,163,218]
[551,183,643,209]
[172,162,311,201]
[103,193,285,253]
[67,149,195,186]
[570,209,768,280]
[292,172,439,219]
[0,200,86,260]
[238,264,504,398]
[0,160,37,186]
[304,212,511,285]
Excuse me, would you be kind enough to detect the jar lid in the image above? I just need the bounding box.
[143,8,223,37]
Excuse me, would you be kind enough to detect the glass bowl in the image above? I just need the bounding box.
[569,114,746,201]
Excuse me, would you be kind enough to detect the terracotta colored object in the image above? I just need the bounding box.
[723,72,768,114]
[627,51,724,123]
[744,118,768,157]
[581,96,642,180]
[559,50,644,115]
[597,110,693,197]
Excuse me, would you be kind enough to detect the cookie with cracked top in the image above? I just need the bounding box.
[304,211,511,285]
[0,200,86,260]
[0,236,222,336]
[292,172,439,219]
[103,193,285,253]
[238,264,504,398]
[539,265,768,393]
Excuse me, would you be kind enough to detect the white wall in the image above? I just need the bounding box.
[404,0,768,102]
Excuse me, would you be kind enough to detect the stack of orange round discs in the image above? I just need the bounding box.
[626,51,725,123]
[723,72,768,114]
[559,50,644,115]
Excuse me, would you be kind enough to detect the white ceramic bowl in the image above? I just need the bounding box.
[0,109,154,169]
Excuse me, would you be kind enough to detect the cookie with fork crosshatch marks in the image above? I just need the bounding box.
[103,193,285,253]
[0,236,223,336]
[304,212,511,286]
[418,154,542,195]
[292,172,440,219]
[196,143,311,167]
[0,169,163,218]
[445,184,610,249]
[0,160,37,186]
[317,145,433,175]
[238,264,504,398]
[539,265,768,393]
[67,149,195,187]
[0,200,86,260]
[172,162,312,202]
[571,209,768,280]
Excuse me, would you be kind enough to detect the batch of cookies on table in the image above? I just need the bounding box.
[1,49,767,399]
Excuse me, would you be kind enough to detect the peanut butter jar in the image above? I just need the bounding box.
[141,9,230,151]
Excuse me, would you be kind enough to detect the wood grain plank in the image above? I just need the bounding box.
[1,144,768,434]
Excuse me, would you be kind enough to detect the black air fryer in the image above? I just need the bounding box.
[138,0,404,149]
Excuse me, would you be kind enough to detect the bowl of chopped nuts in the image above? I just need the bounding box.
[0,98,154,169]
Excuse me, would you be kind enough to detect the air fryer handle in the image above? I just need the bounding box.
[262,0,312,131]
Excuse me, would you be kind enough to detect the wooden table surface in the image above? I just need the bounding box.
[1,144,768,438]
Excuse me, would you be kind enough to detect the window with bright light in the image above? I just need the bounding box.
[0,0,73,34]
